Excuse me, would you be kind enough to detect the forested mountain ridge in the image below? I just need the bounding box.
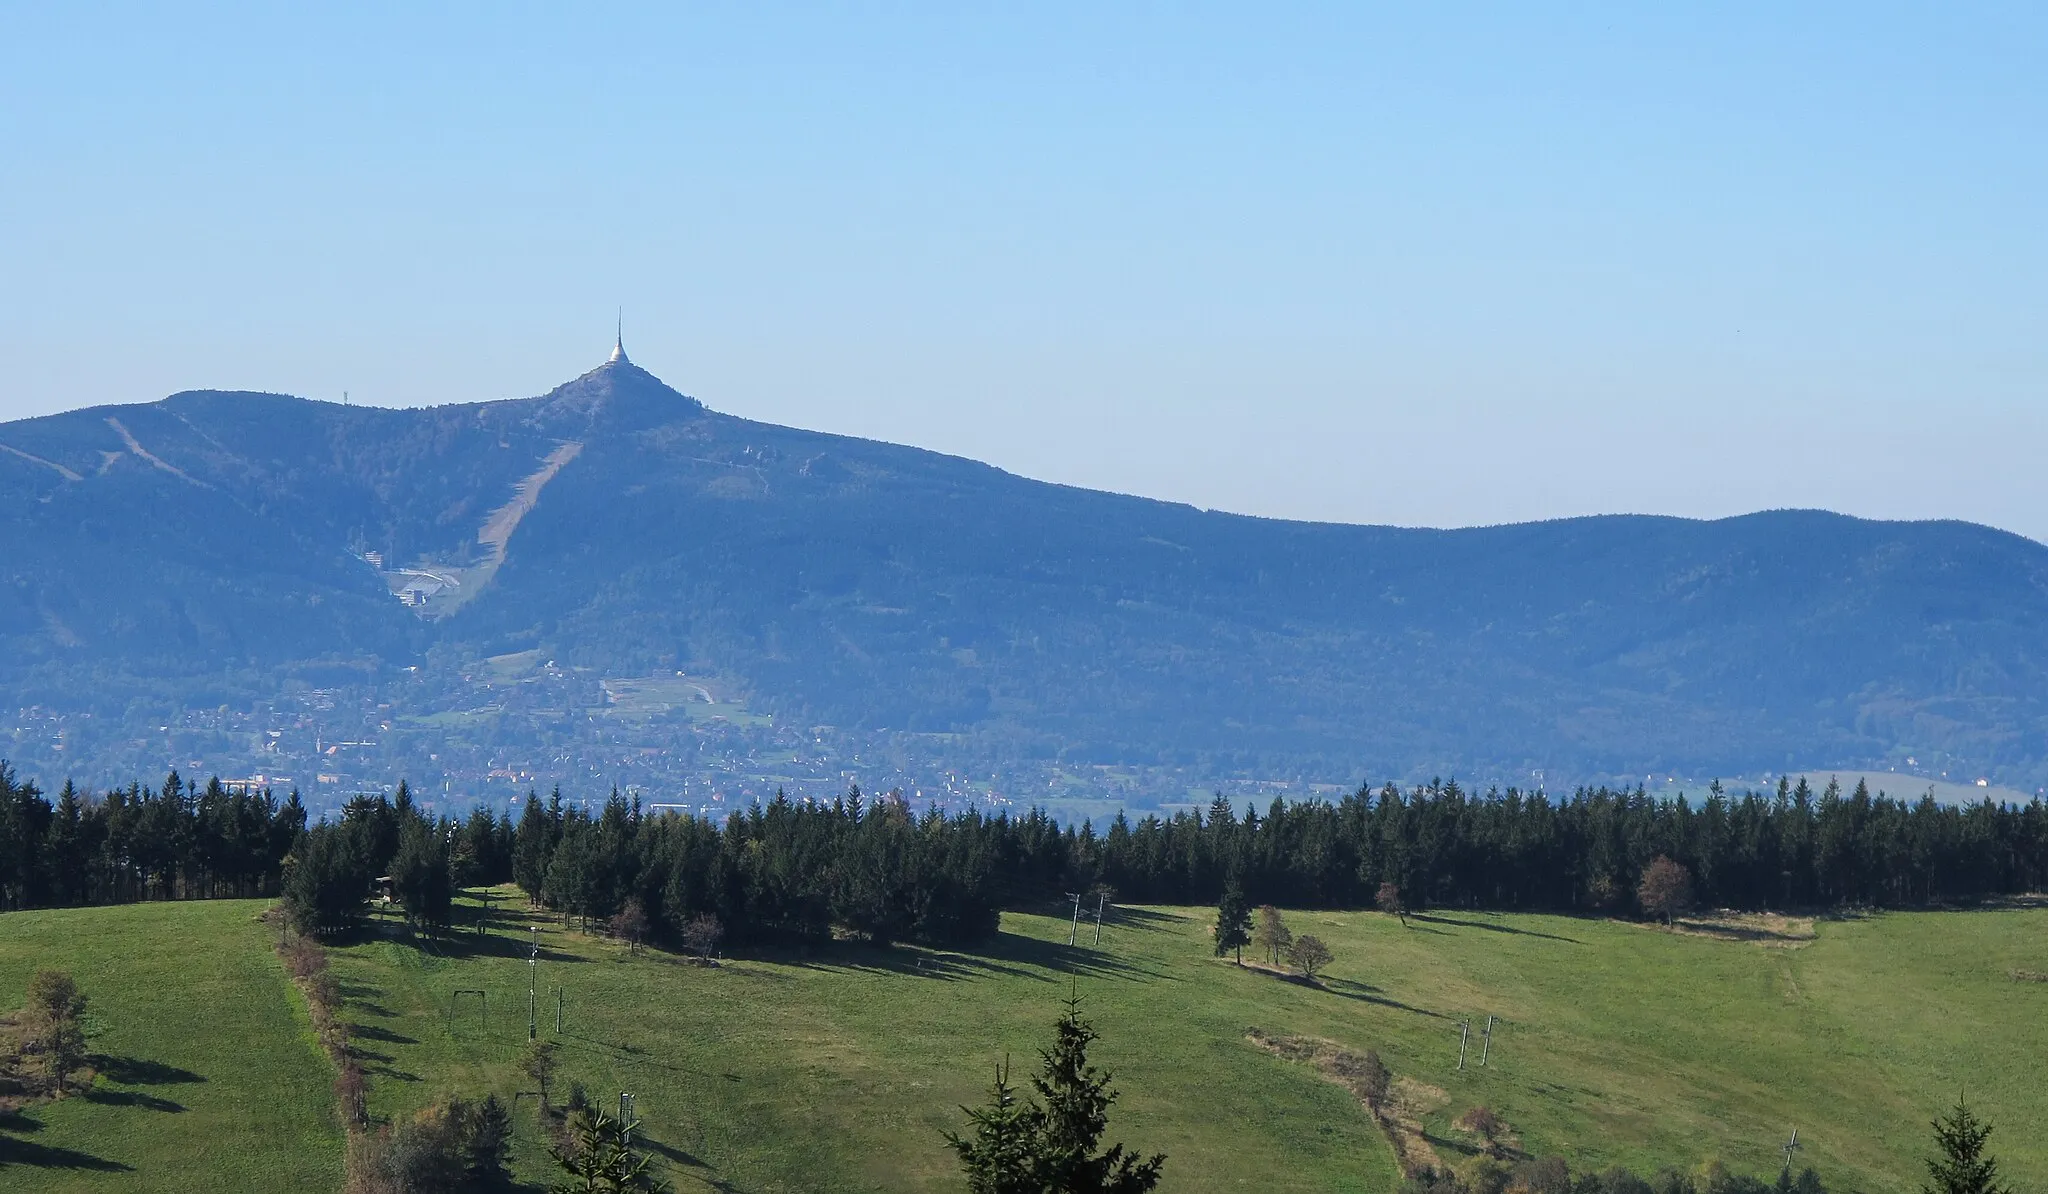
[3,351,2046,792]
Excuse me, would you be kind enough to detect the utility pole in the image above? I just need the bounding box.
[1457,1020,1470,1070]
[1065,892,1083,946]
[1480,1015,1496,1066]
[619,1092,636,1146]
[1093,893,1107,946]
[528,926,539,1043]
[555,985,563,1034]
[1782,1128,1800,1178]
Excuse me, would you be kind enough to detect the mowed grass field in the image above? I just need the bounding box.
[0,899,342,1192]
[4,896,2045,1192]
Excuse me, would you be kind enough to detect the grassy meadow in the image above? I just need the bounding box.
[3,894,2045,1192]
[0,900,341,1192]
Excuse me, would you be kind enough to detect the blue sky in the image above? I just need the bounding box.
[3,4,2044,539]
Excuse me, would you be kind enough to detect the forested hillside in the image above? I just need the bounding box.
[3,353,2046,790]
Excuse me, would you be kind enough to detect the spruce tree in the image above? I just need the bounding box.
[1212,882,1252,964]
[945,1058,1041,1194]
[1028,997,1165,1193]
[548,1107,670,1192]
[1923,1100,2011,1194]
[462,1093,514,1190]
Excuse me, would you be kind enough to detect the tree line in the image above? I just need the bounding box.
[1094,777,2048,914]
[6,760,2048,933]
[0,765,306,910]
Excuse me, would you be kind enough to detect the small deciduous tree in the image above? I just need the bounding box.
[335,1061,369,1128]
[609,897,650,955]
[22,968,88,1093]
[523,1040,560,1111]
[1251,905,1292,967]
[1286,935,1333,982]
[1636,856,1695,926]
[1357,1049,1391,1108]
[1212,883,1252,964]
[1922,1100,2011,1194]
[681,913,724,961]
[1459,1105,1506,1158]
[1375,881,1408,927]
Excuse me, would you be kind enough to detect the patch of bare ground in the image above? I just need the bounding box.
[1651,911,1818,948]
[1246,1028,1444,1175]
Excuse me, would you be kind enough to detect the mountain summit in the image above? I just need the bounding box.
[2,351,2046,795]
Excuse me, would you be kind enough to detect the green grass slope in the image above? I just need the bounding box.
[329,895,2047,1194]
[5,896,2045,1193]
[0,899,341,1192]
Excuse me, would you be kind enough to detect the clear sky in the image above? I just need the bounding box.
[3,5,2043,540]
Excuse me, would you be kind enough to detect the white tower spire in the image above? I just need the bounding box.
[608,309,628,364]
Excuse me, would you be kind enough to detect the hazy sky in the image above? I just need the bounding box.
[3,5,2043,540]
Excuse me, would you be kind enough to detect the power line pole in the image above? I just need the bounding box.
[1093,893,1107,946]
[555,985,563,1034]
[1065,892,1083,946]
[1457,1020,1470,1070]
[1480,1015,1496,1066]
[1782,1128,1800,1178]
[527,926,538,1043]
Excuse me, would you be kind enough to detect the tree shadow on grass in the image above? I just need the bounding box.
[0,1110,134,1172]
[82,1087,185,1113]
[636,1134,743,1192]
[552,1033,687,1074]
[1102,906,1185,928]
[419,930,586,965]
[349,1023,419,1046]
[1408,913,1582,943]
[88,1055,204,1086]
[338,981,398,1018]
[763,930,1168,986]
[1312,975,1449,1019]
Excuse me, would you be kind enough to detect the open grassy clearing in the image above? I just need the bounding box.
[326,897,1399,1192]
[4,897,2044,1192]
[325,894,2047,1193]
[0,899,341,1191]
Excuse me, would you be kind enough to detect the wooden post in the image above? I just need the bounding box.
[1457,1021,1470,1070]
[1480,1014,1495,1065]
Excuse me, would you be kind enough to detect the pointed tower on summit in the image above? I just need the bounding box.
[608,310,629,365]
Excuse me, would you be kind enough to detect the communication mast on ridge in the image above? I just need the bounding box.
[608,309,628,364]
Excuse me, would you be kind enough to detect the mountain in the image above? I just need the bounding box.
[3,347,2046,801]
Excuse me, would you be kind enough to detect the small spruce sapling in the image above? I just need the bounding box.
[1922,1100,2012,1194]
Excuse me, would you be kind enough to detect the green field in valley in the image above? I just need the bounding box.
[4,894,2046,1193]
